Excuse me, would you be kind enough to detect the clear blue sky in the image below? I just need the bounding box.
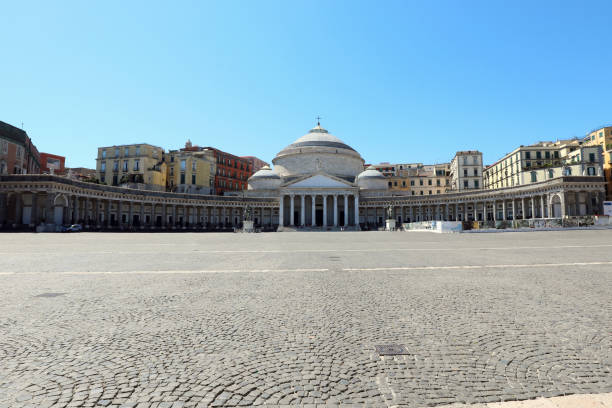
[1,0,611,168]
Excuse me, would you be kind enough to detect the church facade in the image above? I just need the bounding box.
[0,125,607,231]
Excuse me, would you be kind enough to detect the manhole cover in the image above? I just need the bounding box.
[375,344,409,356]
[34,293,67,298]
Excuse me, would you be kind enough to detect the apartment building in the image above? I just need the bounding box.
[96,144,167,190]
[167,140,215,195]
[450,151,483,191]
[482,139,598,189]
[203,147,254,195]
[0,121,40,175]
[583,126,612,200]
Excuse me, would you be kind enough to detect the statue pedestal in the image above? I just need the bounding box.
[385,219,396,231]
[242,220,255,232]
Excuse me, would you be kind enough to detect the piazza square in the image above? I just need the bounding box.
[1,230,611,408]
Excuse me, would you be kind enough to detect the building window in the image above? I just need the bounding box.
[589,153,596,162]
[463,157,467,165]
[474,180,479,188]
[526,151,531,159]
[112,175,118,185]
[530,171,537,182]
[100,174,105,183]
[170,167,174,176]
[123,161,128,172]
[101,162,106,172]
[180,160,186,171]
[536,151,541,159]
[402,181,406,187]
[548,169,553,179]
[192,174,196,184]
[134,160,140,171]
[473,168,478,176]
[180,173,185,184]
[124,147,129,156]
[419,180,423,186]
[587,167,596,175]
[545,151,550,159]
[463,169,468,176]
[101,149,106,159]
[115,148,119,157]
[554,151,559,159]
[388,181,392,187]
[170,156,174,162]
[463,180,468,188]
[428,179,432,185]
[420,191,423,195]
[192,161,196,171]
[410,180,414,186]
[135,146,140,156]
[113,161,119,171]
[472,156,478,164]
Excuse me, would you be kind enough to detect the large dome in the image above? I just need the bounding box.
[272,125,364,179]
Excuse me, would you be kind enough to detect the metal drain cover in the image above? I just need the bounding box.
[375,344,409,355]
[35,292,67,298]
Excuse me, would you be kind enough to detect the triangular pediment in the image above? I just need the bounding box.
[285,173,354,188]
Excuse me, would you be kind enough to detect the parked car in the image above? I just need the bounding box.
[61,224,83,232]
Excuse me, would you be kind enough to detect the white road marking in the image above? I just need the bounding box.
[57,268,330,275]
[1,244,612,255]
[343,261,612,271]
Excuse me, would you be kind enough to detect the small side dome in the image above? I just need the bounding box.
[356,166,388,190]
[248,165,281,190]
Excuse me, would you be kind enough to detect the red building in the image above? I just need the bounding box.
[0,121,40,175]
[241,156,269,173]
[40,153,66,174]
[203,147,253,195]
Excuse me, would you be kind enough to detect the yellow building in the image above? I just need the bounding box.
[583,126,612,200]
[166,141,215,195]
[484,139,603,189]
[96,144,167,191]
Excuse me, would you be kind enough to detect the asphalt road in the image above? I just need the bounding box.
[0,230,611,408]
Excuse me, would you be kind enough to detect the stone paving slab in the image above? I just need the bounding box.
[0,230,611,407]
[428,391,612,407]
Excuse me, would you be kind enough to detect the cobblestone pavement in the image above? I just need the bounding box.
[0,230,611,408]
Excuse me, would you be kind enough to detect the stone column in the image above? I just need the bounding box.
[444,204,449,221]
[540,196,545,219]
[409,205,414,223]
[182,206,187,228]
[454,203,458,221]
[502,200,506,221]
[105,200,111,227]
[150,203,156,228]
[311,195,316,226]
[354,194,359,226]
[279,195,284,227]
[44,193,54,227]
[491,201,496,222]
[140,202,145,228]
[73,196,79,224]
[289,195,295,226]
[585,192,593,215]
[333,194,338,227]
[574,191,580,216]
[531,197,535,219]
[521,198,526,219]
[323,195,328,227]
[29,193,39,227]
[172,205,177,228]
[117,200,123,227]
[343,194,349,226]
[300,194,306,226]
[161,204,167,228]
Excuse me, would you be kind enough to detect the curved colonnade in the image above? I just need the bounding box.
[0,175,606,231]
